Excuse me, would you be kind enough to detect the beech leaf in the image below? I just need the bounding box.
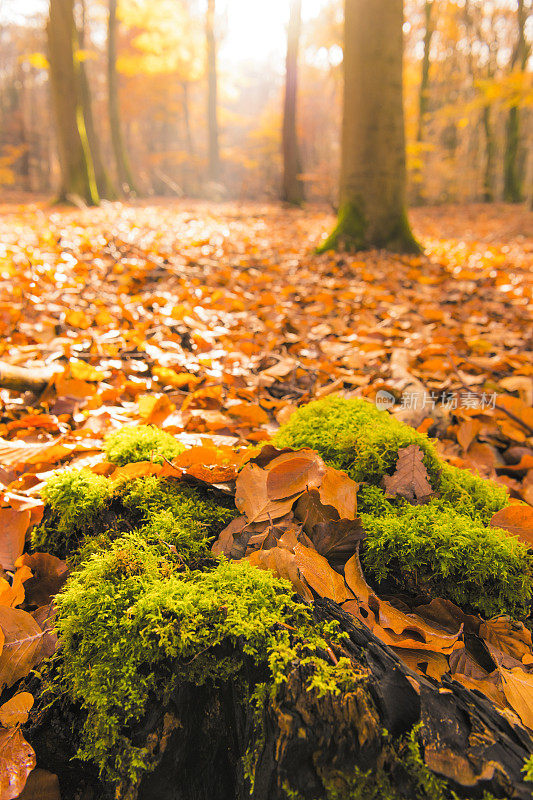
[490,505,533,548]
[0,607,45,690]
[0,727,36,800]
[0,692,34,728]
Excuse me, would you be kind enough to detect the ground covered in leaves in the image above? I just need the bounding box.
[0,199,532,798]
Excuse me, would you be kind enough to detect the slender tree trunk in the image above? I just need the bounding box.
[206,0,220,182]
[413,0,435,205]
[107,0,138,195]
[482,104,495,203]
[282,0,304,205]
[503,0,529,203]
[47,0,99,205]
[318,0,420,253]
[78,0,117,200]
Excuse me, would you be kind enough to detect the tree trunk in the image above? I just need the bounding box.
[206,0,220,183]
[482,104,495,203]
[78,0,117,200]
[503,0,528,203]
[27,600,533,800]
[47,0,99,205]
[318,0,420,253]
[108,0,138,195]
[413,0,435,205]
[282,0,304,206]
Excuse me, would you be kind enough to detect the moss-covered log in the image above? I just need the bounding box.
[26,599,533,800]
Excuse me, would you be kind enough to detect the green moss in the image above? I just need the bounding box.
[523,755,533,782]
[360,497,532,618]
[274,396,507,524]
[55,540,353,789]
[32,469,112,554]
[316,201,421,255]
[34,470,236,565]
[104,425,185,466]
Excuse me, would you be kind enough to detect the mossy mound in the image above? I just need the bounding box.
[358,487,531,618]
[33,470,236,565]
[275,396,530,618]
[274,396,508,524]
[54,537,352,789]
[104,425,185,466]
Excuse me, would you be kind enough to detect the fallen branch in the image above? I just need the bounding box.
[0,362,56,394]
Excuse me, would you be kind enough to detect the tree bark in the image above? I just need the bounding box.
[413,0,435,205]
[282,0,304,206]
[206,0,221,183]
[107,0,138,195]
[318,0,420,253]
[503,0,529,203]
[78,0,117,200]
[47,0,99,205]
[27,600,533,800]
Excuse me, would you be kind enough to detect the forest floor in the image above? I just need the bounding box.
[0,199,531,499]
[0,199,532,797]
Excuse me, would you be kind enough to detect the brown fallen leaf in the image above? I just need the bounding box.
[235,463,300,523]
[413,598,481,636]
[457,419,482,453]
[489,505,533,548]
[392,647,449,680]
[31,604,59,660]
[452,672,506,708]
[310,518,365,569]
[0,509,31,571]
[382,444,436,504]
[14,554,69,608]
[0,727,35,800]
[449,645,490,680]
[265,450,326,500]
[293,543,353,604]
[0,607,44,690]
[499,666,533,729]
[479,617,533,662]
[247,546,313,601]
[0,693,34,728]
[0,566,33,609]
[16,768,61,800]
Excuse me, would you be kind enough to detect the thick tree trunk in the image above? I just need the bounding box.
[503,0,528,203]
[413,0,435,205]
[318,0,420,253]
[282,0,304,206]
[27,600,533,800]
[78,0,117,200]
[107,0,138,195]
[206,0,220,183]
[47,0,99,205]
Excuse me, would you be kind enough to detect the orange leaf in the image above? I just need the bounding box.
[0,607,44,690]
[0,509,30,571]
[0,727,35,800]
[0,692,33,728]
[490,505,533,548]
[500,667,533,729]
[293,543,352,603]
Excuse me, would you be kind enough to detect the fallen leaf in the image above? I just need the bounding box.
[490,506,533,548]
[0,727,35,800]
[247,546,313,601]
[382,444,435,504]
[310,518,365,568]
[16,769,61,800]
[0,509,31,571]
[235,463,299,523]
[0,607,44,690]
[500,667,533,729]
[293,543,352,603]
[0,693,34,727]
[457,419,481,452]
[14,554,69,607]
[392,647,449,680]
[479,617,533,662]
[265,450,326,500]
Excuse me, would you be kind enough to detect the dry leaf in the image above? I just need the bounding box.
[500,667,533,729]
[0,606,44,690]
[490,505,533,548]
[0,692,34,728]
[382,444,435,504]
[235,463,299,523]
[293,543,352,603]
[0,727,36,800]
[14,554,69,608]
[392,647,449,680]
[479,617,533,662]
[0,509,31,571]
[247,546,313,601]
[265,450,326,500]
[310,518,365,568]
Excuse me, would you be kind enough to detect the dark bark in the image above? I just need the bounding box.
[282,0,304,206]
[107,0,138,195]
[47,0,99,205]
[413,0,435,205]
[205,0,220,183]
[26,600,533,800]
[503,0,529,203]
